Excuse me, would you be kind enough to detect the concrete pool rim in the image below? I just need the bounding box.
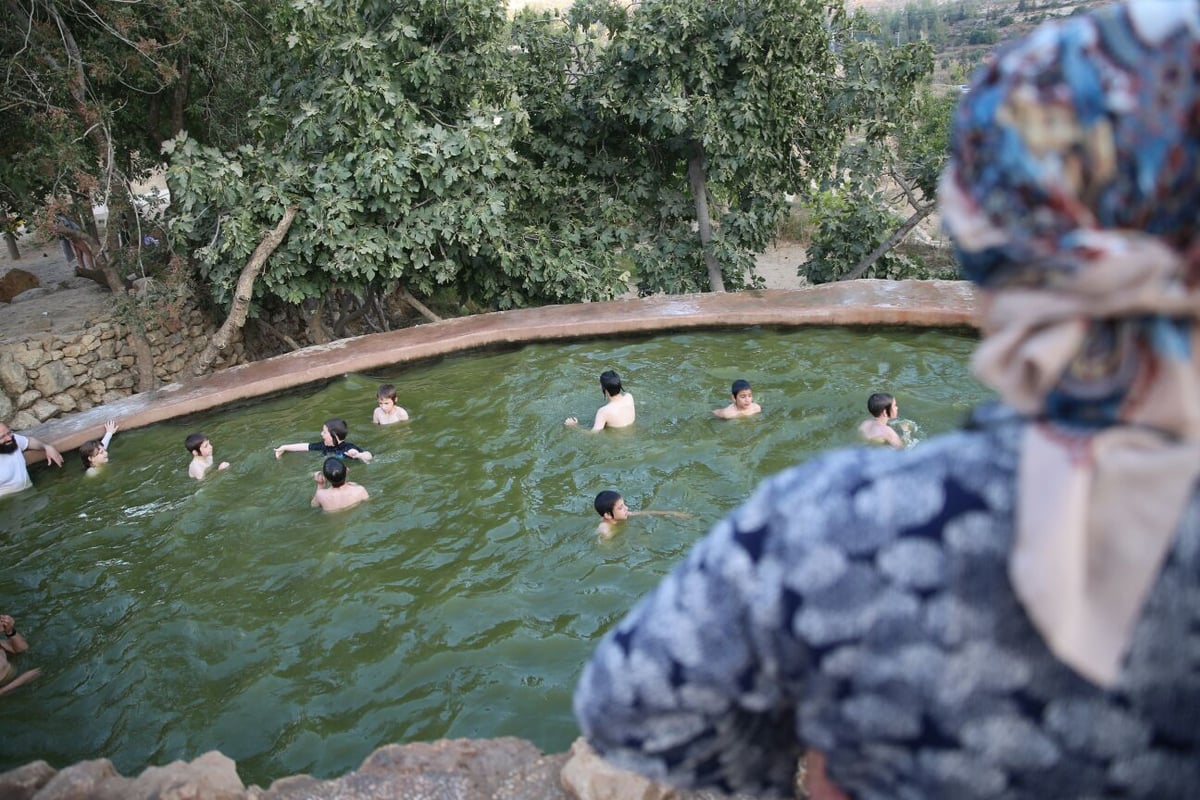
[23,280,978,459]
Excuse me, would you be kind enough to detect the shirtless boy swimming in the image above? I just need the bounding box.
[566,370,635,431]
[185,432,231,480]
[713,379,762,419]
[858,392,904,448]
[593,490,691,541]
[373,384,409,425]
[312,457,370,511]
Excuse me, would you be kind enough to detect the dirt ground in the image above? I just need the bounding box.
[753,242,809,290]
[0,232,808,343]
[0,233,116,342]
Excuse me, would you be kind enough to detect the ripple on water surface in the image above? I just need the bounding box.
[0,327,990,784]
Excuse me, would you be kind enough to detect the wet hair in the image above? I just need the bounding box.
[324,418,349,444]
[867,392,895,418]
[323,457,347,487]
[732,379,752,397]
[80,439,103,470]
[184,432,208,456]
[377,384,397,402]
[600,370,623,397]
[594,490,622,518]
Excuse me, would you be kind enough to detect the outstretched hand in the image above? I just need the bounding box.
[630,510,694,521]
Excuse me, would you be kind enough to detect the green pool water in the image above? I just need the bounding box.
[0,326,992,786]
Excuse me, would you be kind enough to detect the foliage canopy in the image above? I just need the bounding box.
[6,0,946,351]
[170,0,938,321]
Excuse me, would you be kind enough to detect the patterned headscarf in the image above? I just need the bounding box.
[941,0,1200,687]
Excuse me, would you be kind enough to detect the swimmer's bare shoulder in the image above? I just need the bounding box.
[859,420,902,448]
[601,393,636,429]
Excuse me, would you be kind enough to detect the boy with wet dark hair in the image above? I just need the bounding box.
[185,432,230,480]
[79,419,119,475]
[373,384,409,425]
[600,370,622,397]
[713,379,762,419]
[274,418,373,462]
[311,457,369,511]
[566,370,636,431]
[593,489,691,540]
[859,392,903,448]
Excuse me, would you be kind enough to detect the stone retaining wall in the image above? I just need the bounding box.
[0,310,246,430]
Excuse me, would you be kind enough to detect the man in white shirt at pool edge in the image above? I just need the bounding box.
[0,421,63,497]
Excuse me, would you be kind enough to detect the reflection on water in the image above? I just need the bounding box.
[0,327,990,785]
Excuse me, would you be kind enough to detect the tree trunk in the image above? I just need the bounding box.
[171,54,189,137]
[686,141,725,293]
[46,0,106,253]
[54,223,127,293]
[40,1,154,391]
[130,332,157,392]
[396,286,442,323]
[193,205,299,375]
[105,189,132,253]
[148,93,161,143]
[47,2,111,245]
[838,203,936,282]
[250,317,303,352]
[307,297,332,345]
[72,195,103,249]
[331,289,371,338]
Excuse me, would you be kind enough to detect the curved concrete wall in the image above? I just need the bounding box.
[26,280,977,457]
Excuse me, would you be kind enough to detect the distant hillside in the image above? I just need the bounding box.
[848,0,933,8]
[855,0,1110,85]
[848,0,1091,10]
[508,0,1111,84]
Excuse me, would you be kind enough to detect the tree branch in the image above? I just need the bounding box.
[250,317,302,352]
[396,286,442,323]
[193,205,299,375]
[838,202,935,282]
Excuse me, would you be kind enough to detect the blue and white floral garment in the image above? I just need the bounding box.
[575,405,1200,798]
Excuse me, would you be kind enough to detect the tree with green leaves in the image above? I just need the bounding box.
[560,0,934,293]
[804,83,956,284]
[169,0,941,361]
[1,0,273,274]
[169,0,649,359]
[1,0,275,387]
